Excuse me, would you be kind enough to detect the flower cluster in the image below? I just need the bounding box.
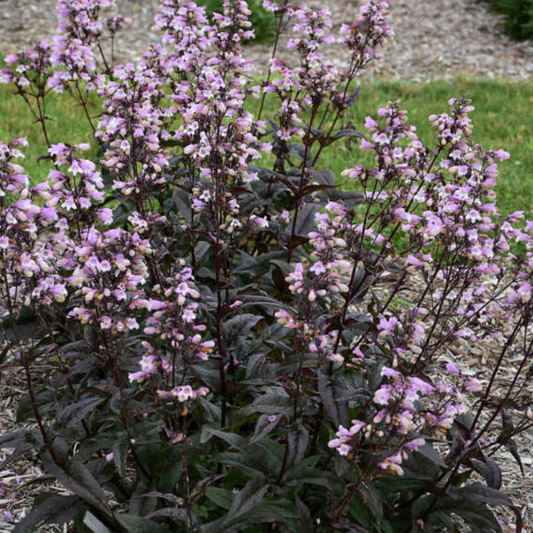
[0,138,37,311]
[154,0,213,74]
[0,41,51,89]
[96,61,171,204]
[1,135,213,423]
[50,0,123,91]
[324,96,533,481]
[340,0,393,66]
[266,5,338,110]
[328,363,477,475]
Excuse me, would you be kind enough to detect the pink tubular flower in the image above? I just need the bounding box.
[373,386,392,405]
[378,316,398,336]
[446,362,460,374]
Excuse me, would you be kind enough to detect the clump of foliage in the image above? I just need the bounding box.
[199,0,276,43]
[1,1,532,532]
[480,0,533,41]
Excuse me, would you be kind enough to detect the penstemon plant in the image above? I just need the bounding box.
[0,1,532,532]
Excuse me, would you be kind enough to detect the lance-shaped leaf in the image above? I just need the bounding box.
[232,391,293,420]
[312,169,336,187]
[225,477,270,523]
[288,142,312,165]
[201,428,249,450]
[112,435,129,479]
[0,307,44,342]
[285,423,309,474]
[287,204,320,238]
[57,355,101,387]
[172,187,192,223]
[345,86,361,108]
[449,483,513,507]
[295,495,314,533]
[54,396,105,429]
[114,513,173,533]
[360,482,383,524]
[0,430,41,468]
[13,494,85,533]
[470,455,502,490]
[146,508,189,526]
[222,313,263,347]
[318,368,350,428]
[251,414,282,444]
[41,454,112,518]
[206,487,233,510]
[502,437,524,477]
[431,487,510,533]
[332,129,365,141]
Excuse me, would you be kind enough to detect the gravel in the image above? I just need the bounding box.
[0,0,532,80]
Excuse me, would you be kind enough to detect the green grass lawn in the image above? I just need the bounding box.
[0,83,98,183]
[1,77,532,216]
